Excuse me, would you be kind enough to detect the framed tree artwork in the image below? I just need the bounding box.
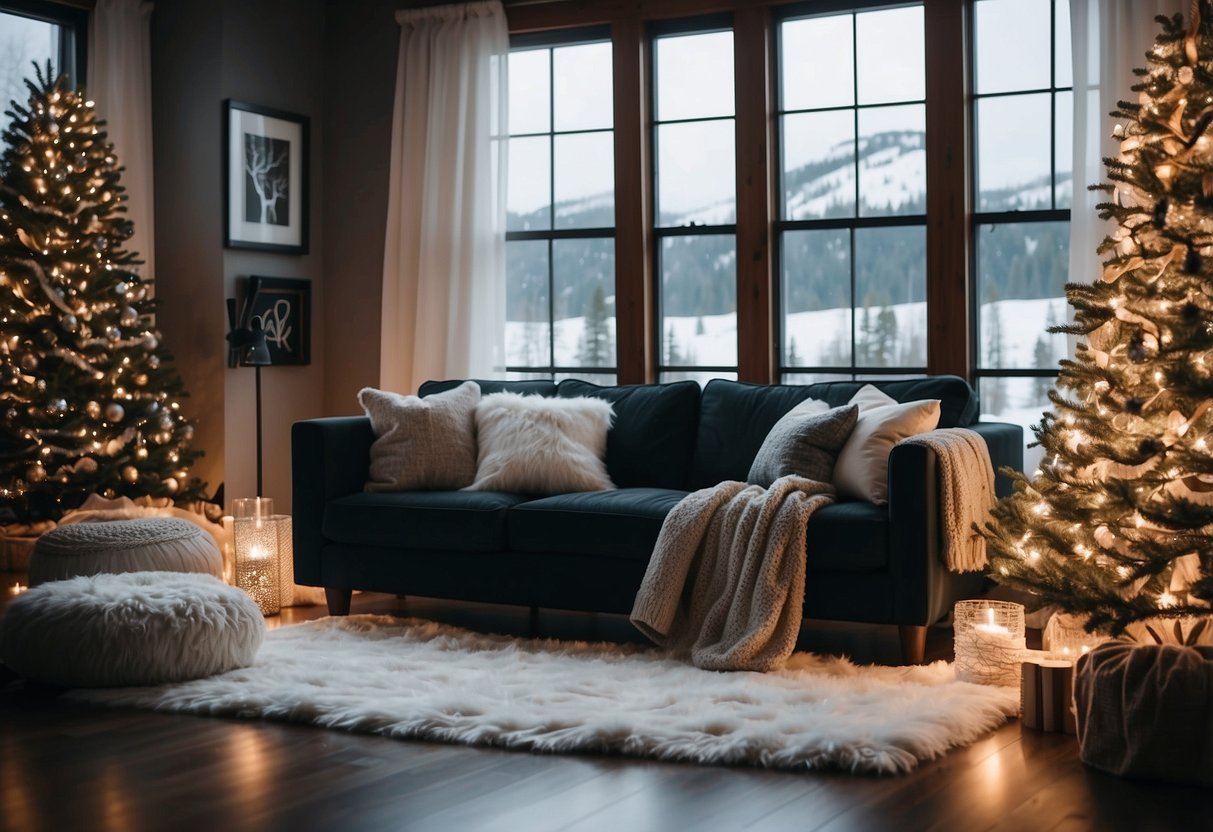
[224,101,309,254]
[245,276,311,365]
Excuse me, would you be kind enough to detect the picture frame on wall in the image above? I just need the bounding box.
[245,276,311,365]
[224,100,309,254]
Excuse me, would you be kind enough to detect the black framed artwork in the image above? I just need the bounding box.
[246,276,311,365]
[224,100,309,254]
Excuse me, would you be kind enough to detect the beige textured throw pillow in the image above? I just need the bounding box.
[747,400,857,488]
[358,381,480,491]
[466,392,616,494]
[833,397,941,504]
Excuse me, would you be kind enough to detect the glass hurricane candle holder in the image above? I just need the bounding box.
[233,513,280,616]
[954,600,1026,687]
[1043,611,1108,664]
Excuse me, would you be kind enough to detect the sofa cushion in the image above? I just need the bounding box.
[558,379,700,489]
[802,375,977,428]
[323,490,530,552]
[358,381,480,491]
[689,380,829,489]
[467,392,616,494]
[747,402,856,488]
[420,378,558,398]
[508,488,689,561]
[806,501,889,572]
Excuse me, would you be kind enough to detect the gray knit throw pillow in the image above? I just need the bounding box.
[747,403,859,489]
[359,381,480,491]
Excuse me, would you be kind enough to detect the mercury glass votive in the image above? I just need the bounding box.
[954,600,1026,688]
[233,514,280,616]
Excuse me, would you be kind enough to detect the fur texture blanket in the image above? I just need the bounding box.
[630,475,835,672]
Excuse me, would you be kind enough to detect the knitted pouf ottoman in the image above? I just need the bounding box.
[28,517,222,586]
[0,571,264,688]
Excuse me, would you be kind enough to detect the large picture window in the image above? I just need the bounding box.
[505,32,616,383]
[776,3,927,384]
[653,24,738,384]
[971,0,1072,462]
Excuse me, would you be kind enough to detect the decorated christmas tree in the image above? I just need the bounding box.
[982,8,1213,637]
[0,64,205,522]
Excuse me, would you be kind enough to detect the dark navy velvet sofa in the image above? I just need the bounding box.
[291,376,1022,663]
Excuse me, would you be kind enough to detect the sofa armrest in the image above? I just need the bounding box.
[965,421,1024,498]
[885,421,1023,624]
[291,416,375,585]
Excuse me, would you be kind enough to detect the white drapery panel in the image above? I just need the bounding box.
[87,0,155,279]
[1069,0,1182,288]
[381,1,508,394]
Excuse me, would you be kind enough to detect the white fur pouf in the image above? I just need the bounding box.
[0,571,264,688]
[28,517,223,586]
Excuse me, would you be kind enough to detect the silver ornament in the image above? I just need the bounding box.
[4,408,16,421]
[20,354,37,371]
[105,403,124,422]
[121,465,138,483]
[163,477,178,494]
[145,401,159,414]
[47,398,67,415]
[114,282,129,295]
[141,332,158,350]
[60,314,78,332]
[93,236,109,252]
[86,401,101,419]
[158,413,173,430]
[105,326,121,340]
[119,306,138,325]
[78,457,97,473]
[182,424,194,440]
[148,355,160,369]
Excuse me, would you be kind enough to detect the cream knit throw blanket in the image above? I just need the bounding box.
[630,475,835,672]
[897,427,996,573]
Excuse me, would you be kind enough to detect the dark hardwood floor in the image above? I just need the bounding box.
[1,574,1207,832]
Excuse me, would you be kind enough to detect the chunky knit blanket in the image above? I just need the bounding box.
[630,475,835,672]
[898,428,996,573]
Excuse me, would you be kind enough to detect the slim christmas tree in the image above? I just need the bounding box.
[0,64,204,522]
[982,7,1213,637]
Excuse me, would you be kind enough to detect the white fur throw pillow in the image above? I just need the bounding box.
[466,392,616,494]
[833,395,941,505]
[358,381,480,491]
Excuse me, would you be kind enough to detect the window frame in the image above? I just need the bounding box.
[773,0,930,383]
[0,0,89,89]
[649,14,741,382]
[969,0,1072,394]
[504,26,618,382]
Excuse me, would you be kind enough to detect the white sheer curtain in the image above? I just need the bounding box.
[87,0,155,279]
[1069,0,1182,287]
[381,1,508,394]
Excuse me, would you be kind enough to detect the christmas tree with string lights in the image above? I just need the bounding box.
[0,64,205,522]
[981,7,1213,638]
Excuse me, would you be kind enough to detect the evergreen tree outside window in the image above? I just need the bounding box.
[653,22,738,385]
[776,3,928,385]
[972,0,1073,469]
[505,32,616,384]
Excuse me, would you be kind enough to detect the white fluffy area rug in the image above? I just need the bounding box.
[67,614,1018,775]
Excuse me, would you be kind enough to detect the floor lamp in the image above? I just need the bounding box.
[226,304,273,495]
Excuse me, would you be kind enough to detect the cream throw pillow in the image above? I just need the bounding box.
[466,392,616,494]
[833,388,941,504]
[358,381,480,491]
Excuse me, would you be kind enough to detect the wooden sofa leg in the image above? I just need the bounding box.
[325,587,352,616]
[899,624,927,665]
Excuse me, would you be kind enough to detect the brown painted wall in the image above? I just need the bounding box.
[321,0,400,415]
[151,0,327,513]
